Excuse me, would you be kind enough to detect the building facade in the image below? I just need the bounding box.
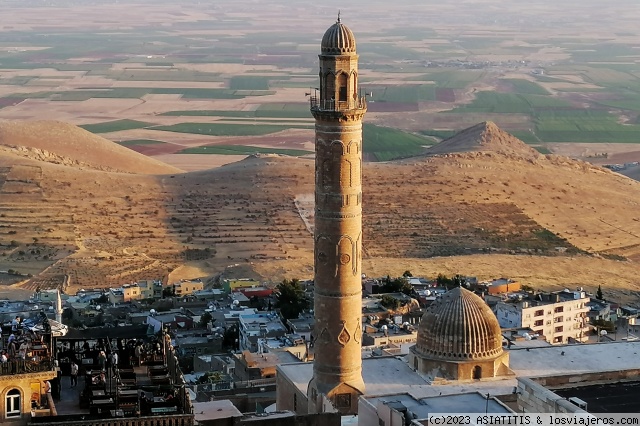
[307,16,367,415]
[496,290,590,343]
[174,280,204,297]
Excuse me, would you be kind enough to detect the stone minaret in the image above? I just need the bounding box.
[307,16,366,415]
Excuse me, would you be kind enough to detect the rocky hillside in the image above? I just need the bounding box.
[1,121,639,302]
[0,120,182,174]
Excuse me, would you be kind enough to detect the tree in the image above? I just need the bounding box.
[596,285,603,300]
[436,273,465,290]
[379,295,400,310]
[380,276,413,295]
[402,270,413,277]
[222,324,239,350]
[199,312,213,328]
[275,279,310,320]
[436,273,453,287]
[162,285,175,298]
[197,371,223,384]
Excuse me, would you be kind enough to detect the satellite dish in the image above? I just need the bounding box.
[33,305,39,310]
[150,309,156,315]
[380,325,388,330]
[600,330,608,336]
[232,300,240,306]
[96,305,101,311]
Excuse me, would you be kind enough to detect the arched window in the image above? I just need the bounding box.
[338,73,348,102]
[473,365,482,380]
[6,388,21,418]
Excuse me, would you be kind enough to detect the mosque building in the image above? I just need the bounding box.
[276,16,640,425]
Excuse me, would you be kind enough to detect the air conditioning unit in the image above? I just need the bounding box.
[568,397,588,410]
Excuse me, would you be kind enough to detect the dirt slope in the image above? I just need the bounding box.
[0,120,182,174]
[1,124,639,304]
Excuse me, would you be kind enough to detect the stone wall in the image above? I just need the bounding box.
[517,378,585,413]
[518,369,640,413]
[276,366,309,415]
[0,370,58,424]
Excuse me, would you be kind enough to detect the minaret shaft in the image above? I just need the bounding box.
[308,19,366,415]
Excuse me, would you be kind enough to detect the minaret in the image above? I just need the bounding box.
[307,15,366,415]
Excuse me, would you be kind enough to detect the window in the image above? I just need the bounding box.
[555,316,563,323]
[534,320,543,327]
[553,336,563,343]
[555,326,563,333]
[6,389,21,418]
[293,393,297,411]
[554,307,564,313]
[535,310,544,317]
[335,393,351,409]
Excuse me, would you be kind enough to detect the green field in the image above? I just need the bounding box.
[229,76,271,90]
[451,91,572,114]
[419,129,457,140]
[118,139,165,146]
[179,145,312,156]
[80,120,151,134]
[414,70,486,89]
[503,79,550,95]
[160,103,312,119]
[151,122,311,136]
[363,124,432,161]
[4,8,640,153]
[532,109,640,142]
[369,85,436,103]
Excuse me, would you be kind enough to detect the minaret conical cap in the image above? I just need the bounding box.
[321,15,356,54]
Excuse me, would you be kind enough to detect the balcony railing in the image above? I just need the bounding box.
[29,413,194,426]
[0,358,54,376]
[309,96,366,112]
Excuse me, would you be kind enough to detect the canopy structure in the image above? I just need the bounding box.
[58,324,153,341]
[29,318,69,337]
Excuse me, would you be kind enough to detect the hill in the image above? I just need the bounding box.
[1,122,639,303]
[0,120,182,174]
[424,121,541,160]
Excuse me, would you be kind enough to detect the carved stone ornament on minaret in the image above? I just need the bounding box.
[307,16,367,416]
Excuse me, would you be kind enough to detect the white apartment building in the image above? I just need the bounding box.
[496,289,590,344]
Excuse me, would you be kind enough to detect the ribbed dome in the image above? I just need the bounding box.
[415,287,503,361]
[321,18,356,55]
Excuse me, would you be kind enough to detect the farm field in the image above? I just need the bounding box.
[2,0,640,167]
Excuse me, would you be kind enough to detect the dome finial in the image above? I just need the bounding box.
[337,10,341,23]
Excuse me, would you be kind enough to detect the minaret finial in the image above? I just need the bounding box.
[337,10,341,23]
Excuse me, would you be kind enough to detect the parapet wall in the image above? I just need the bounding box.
[517,378,585,413]
[517,369,640,413]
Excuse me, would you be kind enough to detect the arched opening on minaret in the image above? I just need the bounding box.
[324,72,335,102]
[338,72,348,102]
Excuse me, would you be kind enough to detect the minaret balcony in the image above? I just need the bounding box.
[310,96,366,113]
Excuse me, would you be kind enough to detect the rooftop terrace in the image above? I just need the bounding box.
[30,331,193,426]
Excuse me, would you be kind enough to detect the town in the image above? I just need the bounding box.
[0,270,636,425]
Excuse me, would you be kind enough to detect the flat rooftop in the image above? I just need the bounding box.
[555,381,640,413]
[193,400,242,422]
[278,341,640,404]
[365,392,511,420]
[279,356,437,397]
[509,341,640,377]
